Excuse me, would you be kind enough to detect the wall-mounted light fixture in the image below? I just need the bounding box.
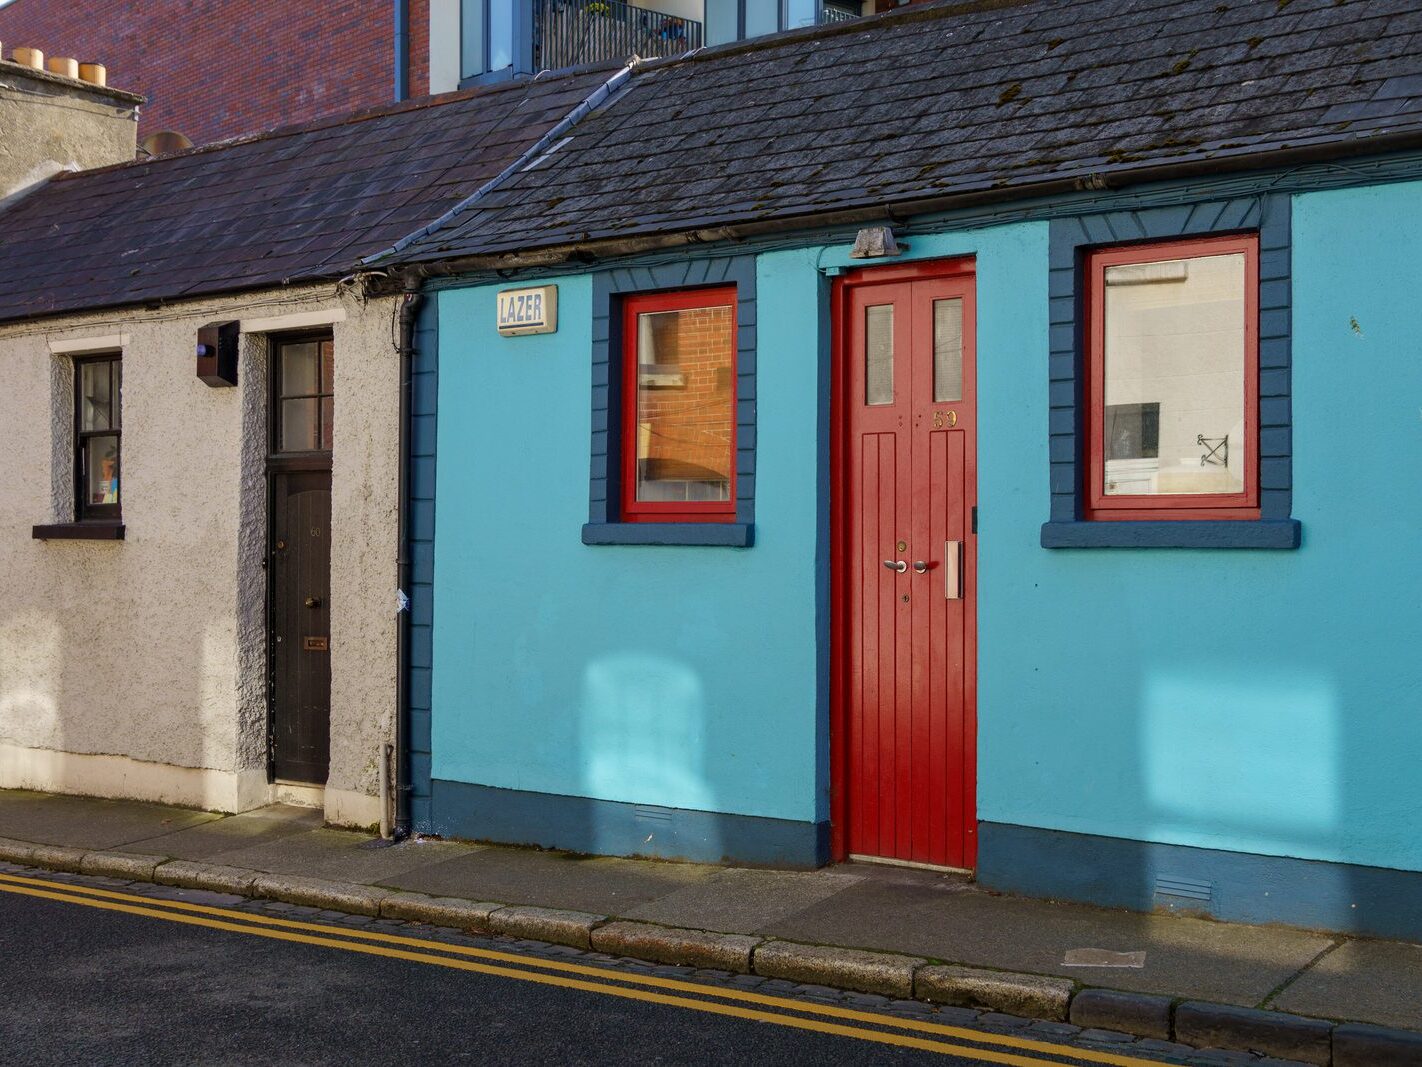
[196,320,239,387]
[849,225,903,259]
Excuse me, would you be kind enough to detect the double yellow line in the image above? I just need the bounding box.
[0,872,1167,1066]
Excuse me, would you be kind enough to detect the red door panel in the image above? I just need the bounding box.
[836,262,977,870]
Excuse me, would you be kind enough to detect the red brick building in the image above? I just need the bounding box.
[0,0,429,145]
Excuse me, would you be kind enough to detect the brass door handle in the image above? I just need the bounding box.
[944,541,963,600]
[305,596,322,609]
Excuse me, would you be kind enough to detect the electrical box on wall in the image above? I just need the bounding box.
[196,320,239,386]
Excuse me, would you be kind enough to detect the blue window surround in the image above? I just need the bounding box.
[1040,195,1300,549]
[583,256,757,547]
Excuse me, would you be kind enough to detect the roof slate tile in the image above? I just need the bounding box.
[392,0,1421,265]
[0,65,615,322]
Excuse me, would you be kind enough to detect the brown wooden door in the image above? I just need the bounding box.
[838,262,978,870]
[270,470,332,783]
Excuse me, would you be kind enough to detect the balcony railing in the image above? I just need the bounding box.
[533,0,704,72]
[820,4,862,23]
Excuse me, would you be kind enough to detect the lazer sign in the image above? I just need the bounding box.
[496,285,558,336]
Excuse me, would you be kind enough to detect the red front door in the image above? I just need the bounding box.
[834,260,978,870]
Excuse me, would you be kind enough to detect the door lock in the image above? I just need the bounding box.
[882,560,907,573]
[305,596,323,609]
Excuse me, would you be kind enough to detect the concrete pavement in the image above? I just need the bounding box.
[2,788,1420,1060]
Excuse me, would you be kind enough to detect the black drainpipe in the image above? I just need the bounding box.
[393,271,423,840]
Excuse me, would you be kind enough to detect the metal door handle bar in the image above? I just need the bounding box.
[944,541,963,600]
[882,560,907,573]
[912,560,931,573]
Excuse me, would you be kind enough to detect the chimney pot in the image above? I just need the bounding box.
[47,56,80,80]
[78,61,107,87]
[12,46,44,70]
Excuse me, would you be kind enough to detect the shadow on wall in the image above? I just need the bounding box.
[578,650,719,860]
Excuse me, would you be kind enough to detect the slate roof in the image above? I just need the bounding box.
[0,65,612,323]
[392,0,1422,264]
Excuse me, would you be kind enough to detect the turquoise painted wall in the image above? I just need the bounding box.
[431,263,825,827]
[432,178,1422,872]
[977,180,1422,873]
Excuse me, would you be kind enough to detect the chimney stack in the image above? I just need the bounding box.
[2,46,143,201]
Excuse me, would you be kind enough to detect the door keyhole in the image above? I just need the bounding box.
[305,596,322,609]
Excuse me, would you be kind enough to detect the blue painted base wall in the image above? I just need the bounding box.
[979,822,1422,942]
[430,780,829,867]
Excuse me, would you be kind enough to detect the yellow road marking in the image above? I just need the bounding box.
[0,872,1169,1067]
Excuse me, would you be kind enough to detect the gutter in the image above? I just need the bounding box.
[361,58,641,268]
[392,273,422,840]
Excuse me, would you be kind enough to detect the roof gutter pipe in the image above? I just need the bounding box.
[393,271,422,841]
[361,58,641,267]
[394,0,410,101]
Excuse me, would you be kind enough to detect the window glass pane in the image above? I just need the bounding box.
[1103,252,1246,496]
[933,298,963,403]
[864,304,893,406]
[461,0,486,78]
[488,0,511,71]
[319,340,335,394]
[280,343,320,397]
[280,398,319,452]
[745,1,781,36]
[83,435,120,506]
[80,361,112,431]
[320,397,334,451]
[634,303,734,504]
[703,0,738,44]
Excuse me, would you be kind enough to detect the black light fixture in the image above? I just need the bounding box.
[196,320,239,387]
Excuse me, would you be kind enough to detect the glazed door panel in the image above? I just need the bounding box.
[842,267,977,869]
[271,469,332,784]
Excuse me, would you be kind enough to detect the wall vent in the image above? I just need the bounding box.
[1155,874,1213,904]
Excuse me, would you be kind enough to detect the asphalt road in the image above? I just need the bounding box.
[0,877,1138,1067]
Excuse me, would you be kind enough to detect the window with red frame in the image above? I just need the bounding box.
[621,287,738,523]
[1085,233,1260,521]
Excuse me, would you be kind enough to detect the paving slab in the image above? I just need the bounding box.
[380,845,716,913]
[1270,939,1422,1031]
[626,867,864,933]
[196,828,478,885]
[0,789,220,850]
[761,868,1335,1007]
[114,805,323,859]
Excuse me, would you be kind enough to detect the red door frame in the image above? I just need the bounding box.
[829,257,979,868]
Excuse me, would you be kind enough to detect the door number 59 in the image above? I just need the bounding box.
[933,410,958,429]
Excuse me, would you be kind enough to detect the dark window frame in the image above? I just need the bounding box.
[620,285,739,525]
[270,331,335,460]
[1041,195,1299,550]
[584,255,757,547]
[73,352,122,523]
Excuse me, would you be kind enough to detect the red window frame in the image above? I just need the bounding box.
[620,286,738,524]
[1084,233,1260,522]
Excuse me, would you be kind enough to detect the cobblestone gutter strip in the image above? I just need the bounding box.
[5,839,1422,1065]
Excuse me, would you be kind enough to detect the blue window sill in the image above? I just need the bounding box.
[582,523,754,547]
[1041,519,1300,549]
